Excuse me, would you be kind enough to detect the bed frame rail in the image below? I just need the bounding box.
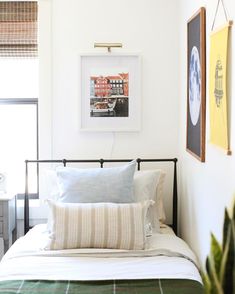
[24,158,178,235]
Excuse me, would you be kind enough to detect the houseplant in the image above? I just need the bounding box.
[202,200,235,294]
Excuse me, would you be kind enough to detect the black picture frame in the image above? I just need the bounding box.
[186,7,206,162]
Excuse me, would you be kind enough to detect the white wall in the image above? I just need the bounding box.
[178,0,235,265]
[50,0,180,160]
[19,0,181,234]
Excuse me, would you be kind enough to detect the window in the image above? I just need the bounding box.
[0,1,38,196]
[0,99,38,195]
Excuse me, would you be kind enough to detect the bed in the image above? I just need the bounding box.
[0,158,204,293]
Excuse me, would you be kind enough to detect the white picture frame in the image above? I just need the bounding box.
[79,53,141,131]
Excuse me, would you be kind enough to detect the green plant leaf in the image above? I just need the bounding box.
[211,233,222,276]
[208,253,224,294]
[201,271,211,294]
[232,200,235,222]
[204,202,235,294]
[206,234,223,294]
[206,256,210,273]
[220,222,234,294]
[231,217,235,293]
[223,209,230,251]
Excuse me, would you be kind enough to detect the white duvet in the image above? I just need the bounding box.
[0,224,202,283]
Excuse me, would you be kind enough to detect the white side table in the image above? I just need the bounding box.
[0,194,17,253]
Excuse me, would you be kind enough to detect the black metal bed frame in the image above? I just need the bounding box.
[24,158,178,235]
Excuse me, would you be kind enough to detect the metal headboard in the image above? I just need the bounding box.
[24,158,178,235]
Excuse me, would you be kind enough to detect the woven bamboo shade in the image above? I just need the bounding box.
[0,1,38,58]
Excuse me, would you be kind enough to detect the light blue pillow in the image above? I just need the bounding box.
[56,160,136,203]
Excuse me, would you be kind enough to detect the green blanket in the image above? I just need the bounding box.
[0,279,203,294]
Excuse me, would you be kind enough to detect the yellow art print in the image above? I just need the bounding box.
[209,23,232,154]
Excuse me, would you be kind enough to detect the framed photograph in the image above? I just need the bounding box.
[80,53,141,131]
[186,7,206,162]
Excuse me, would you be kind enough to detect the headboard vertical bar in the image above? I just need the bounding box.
[100,159,104,168]
[24,160,29,234]
[173,158,178,235]
[137,158,141,171]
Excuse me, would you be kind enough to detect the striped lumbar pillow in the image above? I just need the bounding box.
[45,200,153,250]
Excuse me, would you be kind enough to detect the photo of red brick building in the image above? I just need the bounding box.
[90,73,129,117]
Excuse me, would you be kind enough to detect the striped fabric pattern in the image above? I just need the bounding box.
[46,200,152,250]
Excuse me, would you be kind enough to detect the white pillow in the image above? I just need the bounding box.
[45,200,153,250]
[134,170,166,228]
[155,172,166,222]
[39,169,60,200]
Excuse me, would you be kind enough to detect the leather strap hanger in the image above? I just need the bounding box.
[211,0,229,31]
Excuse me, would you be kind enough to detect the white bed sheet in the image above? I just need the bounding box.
[0,224,202,283]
